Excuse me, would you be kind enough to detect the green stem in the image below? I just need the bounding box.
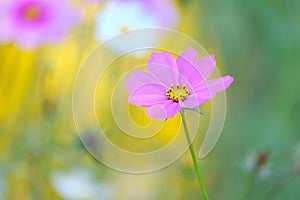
[183,107,205,115]
[180,109,209,200]
[242,173,255,200]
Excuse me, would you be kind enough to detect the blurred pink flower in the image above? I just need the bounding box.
[0,0,80,49]
[126,47,234,119]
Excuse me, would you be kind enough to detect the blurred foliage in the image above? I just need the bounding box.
[0,0,300,199]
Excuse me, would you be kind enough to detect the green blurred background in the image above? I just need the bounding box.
[0,0,299,199]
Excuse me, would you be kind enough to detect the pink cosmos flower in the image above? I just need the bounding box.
[125,47,234,119]
[0,0,80,49]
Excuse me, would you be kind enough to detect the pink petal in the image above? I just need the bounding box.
[176,47,205,88]
[125,70,160,94]
[179,94,207,109]
[180,75,233,108]
[147,52,178,71]
[146,101,180,119]
[177,46,198,64]
[129,83,167,107]
[194,54,216,84]
[194,75,234,96]
[15,31,42,49]
[147,63,178,87]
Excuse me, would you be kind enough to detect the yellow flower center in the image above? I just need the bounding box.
[166,84,189,102]
[23,6,41,21]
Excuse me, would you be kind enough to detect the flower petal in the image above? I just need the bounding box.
[178,46,199,63]
[194,54,216,83]
[180,75,233,108]
[176,47,204,88]
[147,63,178,87]
[194,75,234,96]
[146,101,180,119]
[125,70,160,94]
[179,94,197,109]
[147,52,178,71]
[129,83,167,107]
[0,17,14,42]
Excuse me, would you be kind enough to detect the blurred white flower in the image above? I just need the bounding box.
[244,151,270,180]
[51,169,114,200]
[111,173,157,200]
[85,0,104,4]
[94,0,179,55]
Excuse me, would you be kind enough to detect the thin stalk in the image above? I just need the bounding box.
[180,109,209,200]
[242,173,256,200]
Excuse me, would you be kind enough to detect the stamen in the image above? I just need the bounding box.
[165,84,189,102]
[23,5,41,21]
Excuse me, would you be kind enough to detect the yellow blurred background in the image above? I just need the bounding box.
[1,0,300,199]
